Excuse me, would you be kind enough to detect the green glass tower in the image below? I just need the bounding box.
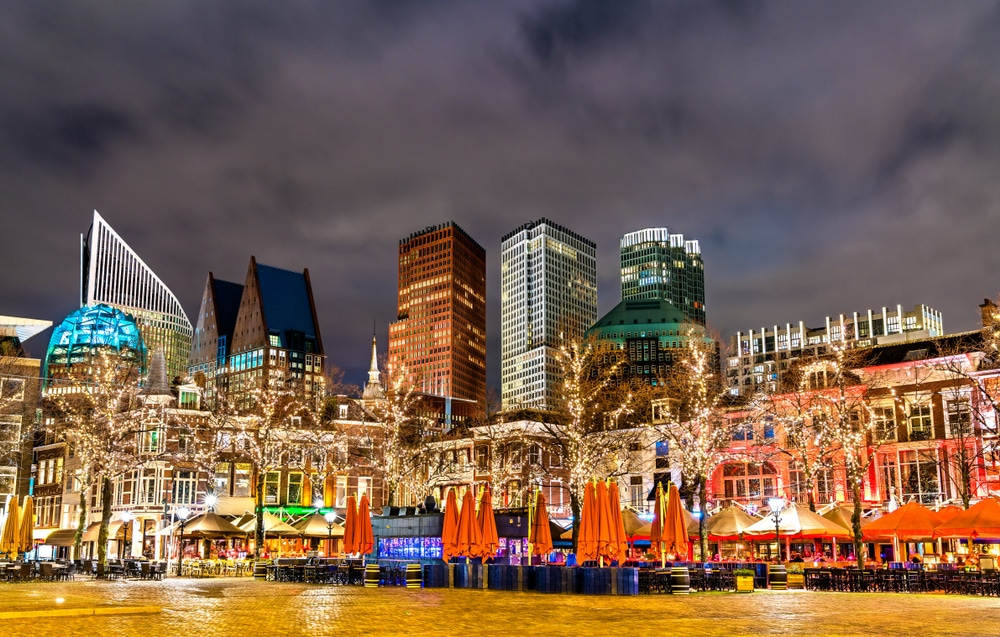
[620,228,705,326]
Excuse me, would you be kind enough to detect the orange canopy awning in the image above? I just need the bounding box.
[356,493,374,555]
[607,481,628,562]
[934,498,1000,539]
[863,502,942,540]
[576,481,598,563]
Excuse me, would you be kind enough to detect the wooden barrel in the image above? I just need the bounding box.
[363,563,381,588]
[670,566,690,595]
[252,563,267,579]
[768,564,787,590]
[405,563,422,589]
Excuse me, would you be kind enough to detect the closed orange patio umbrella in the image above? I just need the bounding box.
[441,488,460,562]
[607,481,628,563]
[343,495,358,554]
[356,493,374,555]
[661,483,688,559]
[455,488,483,559]
[0,496,20,557]
[576,481,598,564]
[595,480,614,565]
[529,490,553,558]
[649,483,664,566]
[935,498,1000,539]
[477,485,499,561]
[18,496,34,555]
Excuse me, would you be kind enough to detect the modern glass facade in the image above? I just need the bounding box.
[500,219,597,410]
[81,210,193,382]
[44,303,146,380]
[620,228,705,326]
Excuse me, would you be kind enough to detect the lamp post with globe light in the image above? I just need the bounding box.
[120,510,133,559]
[768,497,785,561]
[324,511,337,556]
[175,506,190,577]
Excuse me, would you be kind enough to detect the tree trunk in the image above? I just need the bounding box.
[97,476,112,567]
[255,470,265,559]
[807,489,816,513]
[851,480,864,567]
[698,475,708,563]
[959,460,972,509]
[73,488,87,561]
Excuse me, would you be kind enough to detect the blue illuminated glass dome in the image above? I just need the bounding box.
[45,303,146,377]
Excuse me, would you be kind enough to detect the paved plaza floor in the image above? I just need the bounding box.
[1,577,998,636]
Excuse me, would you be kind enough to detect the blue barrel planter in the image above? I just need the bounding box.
[617,567,639,595]
[422,563,449,588]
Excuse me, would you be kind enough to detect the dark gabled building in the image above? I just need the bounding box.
[188,273,244,401]
[190,257,326,410]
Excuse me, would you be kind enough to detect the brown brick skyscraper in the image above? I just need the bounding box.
[388,222,486,420]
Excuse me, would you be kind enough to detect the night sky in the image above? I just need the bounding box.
[2,1,999,389]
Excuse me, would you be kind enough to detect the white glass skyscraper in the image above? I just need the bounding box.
[81,210,193,382]
[501,219,597,411]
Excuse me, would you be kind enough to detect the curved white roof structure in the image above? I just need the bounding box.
[81,210,193,381]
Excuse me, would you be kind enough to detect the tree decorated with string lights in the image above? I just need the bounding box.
[364,362,433,508]
[653,330,739,561]
[751,356,839,512]
[43,349,148,566]
[806,342,893,565]
[231,371,307,559]
[538,337,647,549]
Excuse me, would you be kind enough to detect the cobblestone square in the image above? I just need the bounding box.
[2,578,999,637]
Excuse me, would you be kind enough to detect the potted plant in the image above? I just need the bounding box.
[734,567,755,593]
[786,563,805,589]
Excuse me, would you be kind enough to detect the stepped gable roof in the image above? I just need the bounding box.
[256,263,320,341]
[589,298,692,332]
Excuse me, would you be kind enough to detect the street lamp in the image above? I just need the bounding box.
[768,497,785,561]
[205,493,218,512]
[324,511,337,556]
[121,511,134,559]
[176,506,190,577]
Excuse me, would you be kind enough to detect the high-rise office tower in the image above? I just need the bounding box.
[620,228,705,326]
[388,223,486,419]
[81,210,193,382]
[500,219,597,411]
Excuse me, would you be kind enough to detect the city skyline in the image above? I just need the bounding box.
[2,2,999,390]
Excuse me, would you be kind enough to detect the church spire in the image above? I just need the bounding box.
[362,326,384,401]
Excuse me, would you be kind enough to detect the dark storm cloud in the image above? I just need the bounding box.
[2,0,999,387]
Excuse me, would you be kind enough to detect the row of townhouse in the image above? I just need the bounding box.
[33,385,390,559]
